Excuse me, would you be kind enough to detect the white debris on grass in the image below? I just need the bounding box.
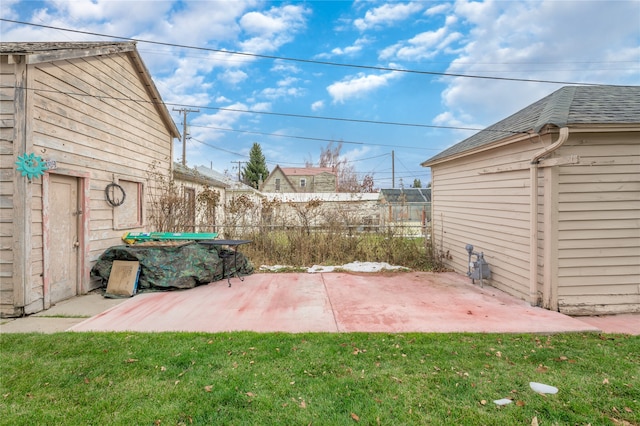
[529,382,558,394]
[493,399,513,406]
[260,262,408,273]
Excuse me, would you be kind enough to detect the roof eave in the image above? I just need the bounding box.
[7,42,137,64]
[421,131,541,168]
[127,48,180,138]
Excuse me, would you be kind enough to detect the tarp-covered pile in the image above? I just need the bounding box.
[91,242,254,291]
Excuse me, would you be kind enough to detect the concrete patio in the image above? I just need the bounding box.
[3,271,637,334]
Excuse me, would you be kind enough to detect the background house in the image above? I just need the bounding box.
[170,163,227,233]
[261,165,337,193]
[0,42,179,317]
[422,85,640,315]
[195,165,263,239]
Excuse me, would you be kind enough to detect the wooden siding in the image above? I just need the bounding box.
[32,53,173,258]
[0,56,17,316]
[174,176,226,233]
[310,172,337,193]
[262,168,337,193]
[430,137,551,301]
[262,168,295,192]
[555,134,640,314]
[1,50,175,317]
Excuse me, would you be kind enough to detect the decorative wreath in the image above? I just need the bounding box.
[15,153,48,180]
[105,183,126,207]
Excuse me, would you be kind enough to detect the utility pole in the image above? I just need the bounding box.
[232,161,247,182]
[173,108,199,165]
[392,150,395,189]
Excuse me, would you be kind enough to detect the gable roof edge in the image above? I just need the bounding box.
[127,48,180,138]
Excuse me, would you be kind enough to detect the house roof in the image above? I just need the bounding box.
[194,165,259,193]
[380,188,431,203]
[262,192,379,203]
[422,85,640,166]
[280,167,336,176]
[0,41,180,138]
[174,163,227,188]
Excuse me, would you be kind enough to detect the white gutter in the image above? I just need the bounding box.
[528,127,569,305]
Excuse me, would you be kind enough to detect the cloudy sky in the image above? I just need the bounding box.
[2,0,639,188]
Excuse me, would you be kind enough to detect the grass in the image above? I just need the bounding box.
[1,332,638,425]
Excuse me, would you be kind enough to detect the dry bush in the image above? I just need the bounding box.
[146,162,221,233]
[240,223,436,271]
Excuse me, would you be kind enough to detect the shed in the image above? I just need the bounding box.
[421,85,639,315]
[168,163,227,233]
[0,42,179,317]
[195,165,263,238]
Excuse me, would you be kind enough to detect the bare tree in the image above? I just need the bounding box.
[317,141,375,193]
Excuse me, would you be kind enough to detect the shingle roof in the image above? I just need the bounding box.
[0,41,135,54]
[422,85,640,165]
[1,41,180,138]
[174,163,227,188]
[280,167,336,176]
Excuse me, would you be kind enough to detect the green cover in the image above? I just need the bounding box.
[124,232,219,241]
[91,242,253,291]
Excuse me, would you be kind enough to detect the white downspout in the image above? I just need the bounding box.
[529,127,569,305]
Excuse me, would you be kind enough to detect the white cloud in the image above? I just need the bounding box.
[435,0,640,130]
[343,145,372,162]
[316,37,373,59]
[354,2,425,31]
[190,102,248,140]
[327,71,403,104]
[379,14,462,61]
[260,86,305,101]
[239,4,310,53]
[397,28,458,60]
[218,69,248,85]
[278,76,299,87]
[425,3,451,16]
[271,60,302,74]
[311,100,324,111]
[250,102,272,112]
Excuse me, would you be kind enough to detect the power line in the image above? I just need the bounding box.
[189,124,441,150]
[0,84,517,134]
[0,18,614,87]
[190,137,303,166]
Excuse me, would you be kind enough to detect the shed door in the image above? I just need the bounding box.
[49,174,79,303]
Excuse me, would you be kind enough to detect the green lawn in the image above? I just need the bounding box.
[1,332,638,425]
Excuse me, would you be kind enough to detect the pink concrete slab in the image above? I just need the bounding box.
[323,272,600,334]
[573,314,640,335]
[71,274,338,333]
[71,272,602,334]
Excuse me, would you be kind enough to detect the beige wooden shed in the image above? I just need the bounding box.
[422,85,639,315]
[0,42,179,317]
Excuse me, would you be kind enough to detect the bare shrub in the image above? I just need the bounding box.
[147,162,221,233]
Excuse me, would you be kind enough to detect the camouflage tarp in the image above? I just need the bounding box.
[91,242,254,291]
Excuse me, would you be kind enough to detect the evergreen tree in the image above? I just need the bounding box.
[243,143,269,189]
[413,178,422,188]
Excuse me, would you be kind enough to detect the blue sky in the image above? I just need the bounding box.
[2,1,639,189]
